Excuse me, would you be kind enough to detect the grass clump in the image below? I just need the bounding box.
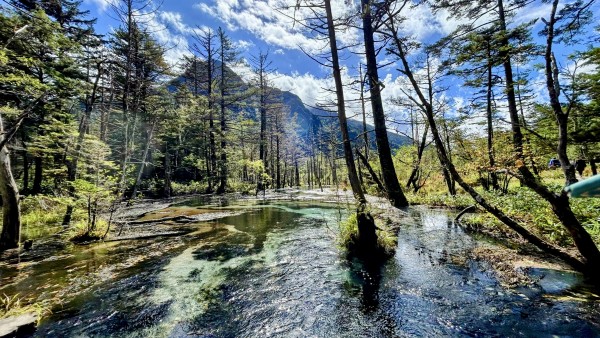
[0,293,51,322]
[338,211,397,256]
[69,219,109,243]
[338,212,359,251]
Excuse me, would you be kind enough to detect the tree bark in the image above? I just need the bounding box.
[357,150,386,195]
[130,121,155,200]
[31,156,42,195]
[325,0,382,256]
[0,117,22,251]
[486,43,500,190]
[544,0,577,185]
[406,122,429,191]
[163,144,172,198]
[361,0,408,208]
[323,0,365,201]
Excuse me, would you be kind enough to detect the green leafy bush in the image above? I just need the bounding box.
[171,181,208,195]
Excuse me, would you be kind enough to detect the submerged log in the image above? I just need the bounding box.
[114,215,197,225]
[104,231,188,242]
[0,313,37,338]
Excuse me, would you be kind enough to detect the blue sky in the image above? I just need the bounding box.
[80,0,599,133]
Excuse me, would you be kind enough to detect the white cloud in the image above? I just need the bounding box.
[195,0,358,54]
[85,0,117,12]
[143,11,194,70]
[236,39,255,51]
[159,12,193,34]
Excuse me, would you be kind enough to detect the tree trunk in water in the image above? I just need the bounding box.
[325,0,380,257]
[361,0,408,208]
[0,118,21,251]
[442,118,456,195]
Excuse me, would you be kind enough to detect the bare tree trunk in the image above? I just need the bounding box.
[31,156,42,195]
[131,122,156,200]
[276,133,281,189]
[359,64,369,159]
[357,150,386,195]
[485,43,500,190]
[544,0,577,185]
[21,150,28,194]
[361,0,408,208]
[163,143,172,198]
[0,116,21,251]
[325,0,379,256]
[406,122,429,190]
[295,160,300,187]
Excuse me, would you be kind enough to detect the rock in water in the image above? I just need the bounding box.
[0,313,37,338]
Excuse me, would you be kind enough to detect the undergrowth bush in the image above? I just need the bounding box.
[171,181,208,195]
[406,178,600,248]
[228,182,255,195]
[69,219,109,242]
[338,211,397,255]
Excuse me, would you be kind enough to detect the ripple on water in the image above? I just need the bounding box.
[31,203,600,337]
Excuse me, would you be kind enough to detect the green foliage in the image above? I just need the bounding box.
[171,181,209,196]
[338,212,358,250]
[376,222,398,256]
[20,196,79,240]
[337,210,397,255]
[69,219,108,242]
[228,181,255,195]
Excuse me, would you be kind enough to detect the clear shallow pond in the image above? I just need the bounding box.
[9,200,600,337]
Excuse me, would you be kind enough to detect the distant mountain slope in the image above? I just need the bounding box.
[169,60,409,151]
[280,91,409,150]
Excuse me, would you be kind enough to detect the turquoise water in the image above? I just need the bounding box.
[7,200,598,337]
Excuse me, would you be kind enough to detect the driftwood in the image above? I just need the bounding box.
[0,313,37,338]
[455,205,476,223]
